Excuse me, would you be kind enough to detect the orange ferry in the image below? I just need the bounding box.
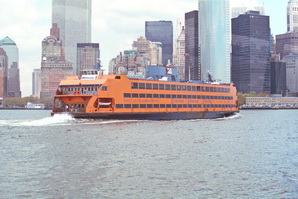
[51,66,239,119]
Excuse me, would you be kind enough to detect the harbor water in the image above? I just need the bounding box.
[0,109,297,198]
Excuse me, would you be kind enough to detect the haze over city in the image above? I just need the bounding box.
[0,0,289,96]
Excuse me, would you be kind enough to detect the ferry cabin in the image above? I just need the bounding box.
[52,71,238,119]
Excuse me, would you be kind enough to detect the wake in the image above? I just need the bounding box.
[0,113,75,127]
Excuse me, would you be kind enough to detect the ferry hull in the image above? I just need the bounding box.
[51,111,237,120]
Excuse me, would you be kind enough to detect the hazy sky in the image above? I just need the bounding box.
[0,0,289,97]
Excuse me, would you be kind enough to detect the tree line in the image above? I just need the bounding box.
[2,97,53,108]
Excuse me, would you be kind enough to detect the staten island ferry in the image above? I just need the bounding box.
[51,66,239,120]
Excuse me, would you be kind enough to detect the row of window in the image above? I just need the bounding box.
[60,86,101,92]
[131,82,230,93]
[116,104,236,109]
[124,93,233,100]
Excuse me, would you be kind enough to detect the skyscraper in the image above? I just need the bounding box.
[52,0,91,75]
[40,24,73,99]
[0,48,8,102]
[276,32,298,59]
[0,37,21,98]
[232,11,271,93]
[198,0,230,83]
[32,69,41,98]
[173,23,185,81]
[77,43,100,76]
[283,54,298,93]
[145,21,173,65]
[287,0,298,32]
[185,10,199,81]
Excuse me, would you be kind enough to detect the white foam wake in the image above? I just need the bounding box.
[0,113,75,127]
[20,113,75,126]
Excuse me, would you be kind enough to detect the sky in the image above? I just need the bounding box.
[0,0,289,97]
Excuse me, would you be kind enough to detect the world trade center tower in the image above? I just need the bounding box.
[52,0,91,75]
[198,0,230,83]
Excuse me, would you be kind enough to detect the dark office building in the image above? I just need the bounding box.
[231,11,271,93]
[185,10,199,81]
[145,21,173,65]
[270,60,287,96]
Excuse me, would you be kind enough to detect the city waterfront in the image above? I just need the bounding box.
[0,109,297,198]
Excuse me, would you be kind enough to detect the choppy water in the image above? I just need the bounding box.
[0,109,297,198]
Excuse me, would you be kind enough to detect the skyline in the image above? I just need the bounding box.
[0,0,289,97]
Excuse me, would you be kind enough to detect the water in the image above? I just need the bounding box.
[0,109,297,198]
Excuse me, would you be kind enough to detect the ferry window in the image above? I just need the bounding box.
[197,86,201,91]
[153,94,159,98]
[198,104,202,108]
[172,94,177,99]
[124,104,132,108]
[206,87,210,92]
[102,86,108,91]
[182,95,187,99]
[166,94,171,98]
[202,96,205,99]
[132,93,139,98]
[146,83,152,90]
[147,104,153,108]
[188,104,193,108]
[214,87,217,92]
[210,87,214,92]
[124,93,131,98]
[172,104,177,108]
[197,95,201,99]
[153,84,159,90]
[187,86,191,91]
[159,84,165,90]
[140,104,146,108]
[192,86,196,91]
[154,104,159,108]
[166,84,171,90]
[146,94,153,98]
[115,76,121,79]
[132,104,139,108]
[188,95,191,99]
[177,85,181,90]
[183,104,187,108]
[178,104,183,108]
[193,104,198,108]
[166,104,171,108]
[139,83,145,89]
[131,83,138,89]
[139,94,146,98]
[116,104,123,109]
[171,85,176,90]
[206,96,210,99]
[160,104,166,108]
[182,85,186,91]
[202,87,206,91]
[177,95,182,98]
[160,94,165,98]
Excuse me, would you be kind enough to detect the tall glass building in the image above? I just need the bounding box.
[145,21,173,66]
[185,10,199,81]
[52,0,92,75]
[198,0,230,83]
[287,0,298,32]
[0,36,21,98]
